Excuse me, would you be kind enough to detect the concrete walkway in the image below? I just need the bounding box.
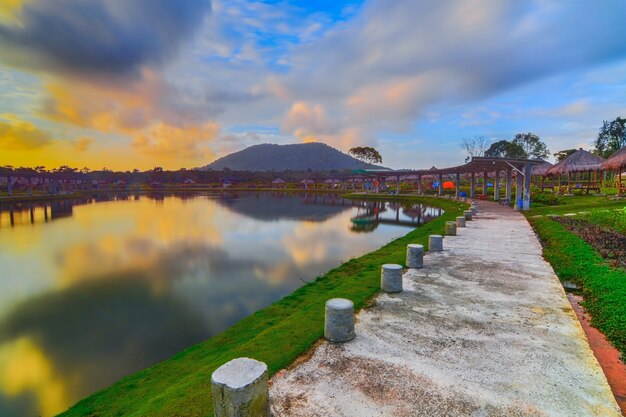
[269,202,622,417]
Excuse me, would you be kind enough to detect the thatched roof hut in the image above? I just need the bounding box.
[531,159,553,176]
[601,146,626,172]
[546,148,605,176]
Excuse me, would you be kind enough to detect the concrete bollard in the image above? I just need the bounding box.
[381,264,403,293]
[445,221,457,236]
[429,235,443,251]
[325,298,355,343]
[456,216,466,227]
[464,210,473,221]
[211,358,270,417]
[406,244,424,268]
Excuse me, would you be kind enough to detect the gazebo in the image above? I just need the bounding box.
[545,148,605,194]
[530,159,554,191]
[272,178,287,188]
[300,179,315,190]
[601,146,626,196]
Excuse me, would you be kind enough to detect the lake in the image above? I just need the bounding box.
[0,192,442,416]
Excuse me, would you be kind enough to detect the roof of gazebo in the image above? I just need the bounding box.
[531,159,553,176]
[602,146,626,171]
[546,148,605,175]
[353,157,544,179]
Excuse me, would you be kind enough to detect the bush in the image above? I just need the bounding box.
[531,193,561,206]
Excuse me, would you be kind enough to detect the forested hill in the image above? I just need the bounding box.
[200,143,384,171]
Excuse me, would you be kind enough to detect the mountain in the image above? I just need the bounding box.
[200,142,385,171]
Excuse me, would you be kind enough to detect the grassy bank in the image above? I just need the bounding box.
[60,196,465,417]
[528,193,626,216]
[527,202,626,358]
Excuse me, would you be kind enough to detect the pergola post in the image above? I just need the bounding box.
[515,169,523,211]
[455,172,460,199]
[505,170,512,202]
[417,175,422,194]
[438,174,443,196]
[396,175,400,194]
[482,171,488,196]
[470,172,476,198]
[7,174,12,196]
[494,170,500,201]
[523,162,532,210]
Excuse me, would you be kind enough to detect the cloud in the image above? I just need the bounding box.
[131,122,219,160]
[275,0,626,132]
[281,101,375,150]
[0,114,52,149]
[73,137,94,152]
[41,69,222,132]
[0,0,211,76]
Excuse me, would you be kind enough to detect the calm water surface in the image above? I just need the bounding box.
[0,192,442,416]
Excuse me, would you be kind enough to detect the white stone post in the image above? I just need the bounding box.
[211,358,270,417]
[429,235,443,251]
[464,210,473,221]
[381,264,403,293]
[406,244,424,268]
[445,221,457,236]
[324,298,355,342]
[456,216,466,227]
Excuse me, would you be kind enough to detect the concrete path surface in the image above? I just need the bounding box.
[269,201,622,417]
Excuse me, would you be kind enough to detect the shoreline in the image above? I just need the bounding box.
[59,195,466,416]
[0,187,462,206]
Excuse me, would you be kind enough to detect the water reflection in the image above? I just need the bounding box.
[350,201,443,232]
[0,193,441,416]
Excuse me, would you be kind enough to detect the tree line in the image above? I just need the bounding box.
[461,117,626,162]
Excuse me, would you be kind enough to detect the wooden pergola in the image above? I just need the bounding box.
[351,157,544,210]
[602,146,626,196]
[545,148,605,194]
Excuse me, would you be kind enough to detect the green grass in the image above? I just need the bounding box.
[527,193,626,216]
[60,196,465,417]
[578,208,626,235]
[528,216,626,358]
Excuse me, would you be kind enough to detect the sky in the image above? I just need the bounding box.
[0,0,625,171]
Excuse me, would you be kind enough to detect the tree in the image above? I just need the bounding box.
[349,147,383,165]
[553,149,577,162]
[511,133,549,159]
[594,117,626,158]
[484,140,526,158]
[460,135,490,162]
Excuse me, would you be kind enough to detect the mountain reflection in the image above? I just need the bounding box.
[0,192,442,416]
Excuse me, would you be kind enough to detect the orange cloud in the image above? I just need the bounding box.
[73,137,95,152]
[0,115,52,150]
[38,69,221,168]
[132,122,219,160]
[282,102,371,150]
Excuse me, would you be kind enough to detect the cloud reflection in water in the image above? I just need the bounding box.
[0,192,439,416]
